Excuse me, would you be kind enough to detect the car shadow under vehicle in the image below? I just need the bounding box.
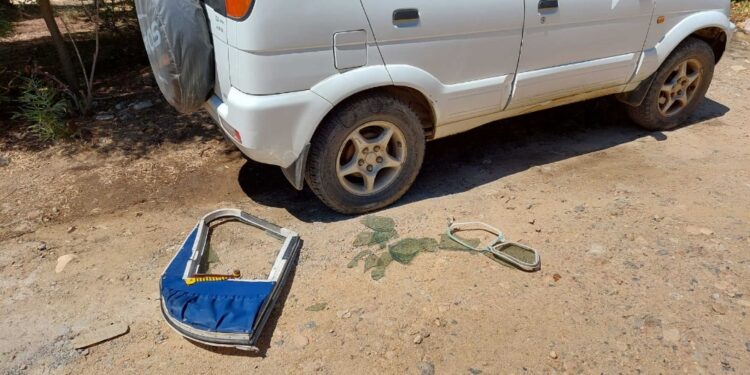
[238,97,729,223]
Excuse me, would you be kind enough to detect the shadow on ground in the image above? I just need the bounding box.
[239,97,730,223]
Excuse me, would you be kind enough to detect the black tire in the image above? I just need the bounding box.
[627,37,715,131]
[306,93,426,214]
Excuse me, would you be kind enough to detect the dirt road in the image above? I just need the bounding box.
[2,36,750,374]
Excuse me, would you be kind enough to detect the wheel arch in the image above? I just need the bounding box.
[310,67,437,142]
[690,26,728,63]
[653,10,732,67]
[282,69,437,190]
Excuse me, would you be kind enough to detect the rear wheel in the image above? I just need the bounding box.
[627,37,715,131]
[306,93,426,214]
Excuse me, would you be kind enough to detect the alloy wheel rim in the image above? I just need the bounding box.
[658,58,703,117]
[336,121,407,196]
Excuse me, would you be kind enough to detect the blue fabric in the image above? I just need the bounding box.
[161,227,275,334]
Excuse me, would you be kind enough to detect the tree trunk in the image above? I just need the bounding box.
[37,0,79,95]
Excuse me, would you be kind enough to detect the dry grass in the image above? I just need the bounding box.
[732,0,750,24]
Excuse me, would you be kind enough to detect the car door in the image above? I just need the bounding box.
[360,0,525,123]
[507,0,655,110]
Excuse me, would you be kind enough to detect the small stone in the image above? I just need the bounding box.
[686,226,713,236]
[67,226,77,234]
[549,351,558,359]
[304,321,317,330]
[663,328,680,343]
[37,242,47,251]
[413,334,424,344]
[589,244,605,255]
[528,218,536,225]
[132,100,154,111]
[72,323,129,349]
[0,155,9,167]
[154,332,167,343]
[25,209,43,220]
[538,165,554,175]
[712,303,728,315]
[337,310,352,319]
[745,341,750,352]
[468,368,483,375]
[55,254,77,273]
[292,334,309,348]
[95,114,115,121]
[552,273,562,282]
[417,362,435,375]
[306,302,327,312]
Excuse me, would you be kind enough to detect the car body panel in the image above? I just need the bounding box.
[508,0,655,109]
[199,0,733,185]
[360,0,524,119]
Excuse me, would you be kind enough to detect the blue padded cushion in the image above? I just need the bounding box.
[161,227,275,334]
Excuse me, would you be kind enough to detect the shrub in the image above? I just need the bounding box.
[0,5,12,38]
[13,76,72,141]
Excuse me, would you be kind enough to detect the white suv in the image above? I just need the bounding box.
[136,0,735,214]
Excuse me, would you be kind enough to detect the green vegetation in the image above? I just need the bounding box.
[732,0,750,23]
[0,5,12,38]
[13,76,72,141]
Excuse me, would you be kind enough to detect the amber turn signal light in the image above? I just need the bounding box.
[226,0,254,20]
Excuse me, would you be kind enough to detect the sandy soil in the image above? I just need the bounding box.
[1,35,750,375]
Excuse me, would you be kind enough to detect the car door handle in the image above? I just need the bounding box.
[393,8,420,28]
[538,0,558,11]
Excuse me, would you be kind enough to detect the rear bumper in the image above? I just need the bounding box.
[204,88,332,168]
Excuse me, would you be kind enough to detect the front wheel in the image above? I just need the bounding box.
[627,37,715,131]
[305,93,426,214]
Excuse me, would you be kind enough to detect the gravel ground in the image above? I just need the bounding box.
[1,34,749,375]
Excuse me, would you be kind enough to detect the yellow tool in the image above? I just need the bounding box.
[185,270,241,286]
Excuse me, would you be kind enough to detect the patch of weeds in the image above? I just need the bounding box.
[0,6,13,39]
[13,76,72,141]
[731,0,750,23]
